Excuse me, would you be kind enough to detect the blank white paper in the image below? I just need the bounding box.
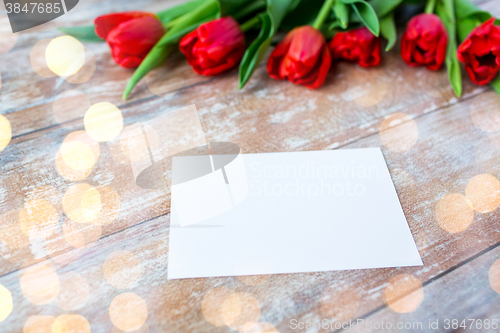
[168,148,422,280]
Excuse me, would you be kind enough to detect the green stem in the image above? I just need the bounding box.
[425,0,437,14]
[240,16,261,32]
[313,0,336,30]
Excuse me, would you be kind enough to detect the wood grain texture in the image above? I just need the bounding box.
[1,0,500,332]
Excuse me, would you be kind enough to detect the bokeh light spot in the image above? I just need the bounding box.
[109,293,148,331]
[104,250,142,289]
[84,102,123,142]
[465,174,500,213]
[320,284,360,320]
[95,186,120,226]
[63,183,101,224]
[45,36,85,77]
[489,259,500,294]
[65,47,96,84]
[384,274,424,313]
[0,209,29,249]
[0,284,13,321]
[52,315,91,333]
[30,38,58,78]
[470,92,500,132]
[20,262,60,305]
[23,316,55,333]
[56,131,100,181]
[19,199,59,239]
[202,287,235,327]
[54,272,89,311]
[380,113,418,153]
[0,114,12,152]
[435,193,474,233]
[221,292,261,331]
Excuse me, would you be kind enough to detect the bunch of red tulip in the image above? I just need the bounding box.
[61,0,500,99]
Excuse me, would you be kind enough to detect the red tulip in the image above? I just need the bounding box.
[95,11,165,68]
[179,17,245,76]
[401,14,448,70]
[329,27,381,68]
[267,26,331,89]
[457,18,500,85]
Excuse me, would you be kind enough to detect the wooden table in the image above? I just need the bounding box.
[1,0,500,332]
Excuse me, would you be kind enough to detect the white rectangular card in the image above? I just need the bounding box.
[168,148,422,279]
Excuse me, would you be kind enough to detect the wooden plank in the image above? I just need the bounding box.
[1,83,500,332]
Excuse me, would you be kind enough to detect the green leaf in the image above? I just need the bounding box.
[454,0,490,21]
[217,0,256,16]
[436,0,462,97]
[157,0,206,23]
[369,0,403,18]
[340,0,379,36]
[334,1,349,29]
[123,0,220,99]
[239,0,295,89]
[58,26,104,43]
[490,75,500,96]
[157,16,215,47]
[281,0,323,30]
[380,13,396,51]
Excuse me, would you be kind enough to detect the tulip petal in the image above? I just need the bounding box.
[95,11,156,39]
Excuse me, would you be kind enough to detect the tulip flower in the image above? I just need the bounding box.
[401,13,448,70]
[457,18,500,86]
[329,27,381,68]
[179,17,245,76]
[95,11,165,68]
[267,26,332,89]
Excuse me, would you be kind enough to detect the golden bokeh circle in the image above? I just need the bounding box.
[111,323,150,333]
[65,47,96,84]
[384,274,424,313]
[104,250,142,289]
[465,174,500,213]
[0,15,18,53]
[63,183,102,224]
[0,283,13,321]
[62,219,102,249]
[470,92,500,133]
[56,131,100,181]
[109,293,148,331]
[345,69,388,106]
[435,193,474,233]
[0,209,29,249]
[18,199,59,239]
[489,259,500,294]
[20,262,60,305]
[52,314,91,333]
[53,90,91,125]
[0,114,12,152]
[84,102,123,142]
[202,287,235,327]
[380,113,418,153]
[30,38,58,78]
[45,36,85,77]
[237,275,269,286]
[94,186,120,226]
[23,316,55,333]
[221,292,261,331]
[54,272,89,311]
[320,284,360,320]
